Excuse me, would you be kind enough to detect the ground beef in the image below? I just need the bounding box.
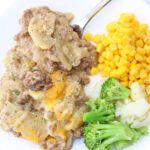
[16,93,34,111]
[40,138,71,150]
[23,69,52,91]
[73,127,83,138]
[67,70,90,85]
[10,129,22,137]
[74,94,87,106]
[0,6,98,150]
[80,40,98,72]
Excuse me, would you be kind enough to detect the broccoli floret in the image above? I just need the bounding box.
[84,121,148,150]
[83,99,115,123]
[100,77,130,101]
[83,121,134,150]
[114,126,148,150]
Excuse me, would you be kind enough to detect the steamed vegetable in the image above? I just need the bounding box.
[83,78,149,150]
[83,99,115,123]
[115,126,148,150]
[83,121,148,150]
[130,82,146,101]
[100,78,130,101]
[116,98,150,128]
[116,82,150,128]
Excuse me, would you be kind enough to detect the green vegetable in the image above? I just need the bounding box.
[83,77,148,150]
[83,121,148,150]
[100,77,130,101]
[83,99,115,123]
[114,126,148,150]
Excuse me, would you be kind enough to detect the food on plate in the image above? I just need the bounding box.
[84,13,150,101]
[84,75,107,99]
[116,82,150,128]
[84,121,147,150]
[130,81,147,101]
[83,13,150,148]
[100,77,130,101]
[83,78,148,150]
[83,98,115,123]
[0,4,150,150]
[0,7,97,150]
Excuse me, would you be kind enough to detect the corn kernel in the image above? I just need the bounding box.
[98,64,105,70]
[135,53,144,62]
[109,62,116,69]
[127,56,134,62]
[138,79,144,85]
[136,39,144,47]
[102,67,111,76]
[114,55,120,65]
[146,85,150,95]
[102,39,109,46]
[129,76,136,82]
[132,20,139,27]
[92,34,101,44]
[129,69,138,76]
[120,74,128,81]
[106,22,117,32]
[105,51,113,60]
[131,59,137,65]
[137,47,146,55]
[118,59,129,66]
[120,13,134,23]
[102,71,109,77]
[110,70,118,78]
[121,81,129,87]
[144,77,150,84]
[117,66,127,75]
[139,24,148,32]
[129,81,133,86]
[109,44,118,52]
[144,45,150,55]
[146,56,150,64]
[147,95,150,103]
[96,43,104,52]
[98,57,104,63]
[140,69,147,79]
[83,33,93,41]
[129,49,136,57]
[90,67,99,75]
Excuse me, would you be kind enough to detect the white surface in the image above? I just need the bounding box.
[0,0,16,16]
[0,0,150,150]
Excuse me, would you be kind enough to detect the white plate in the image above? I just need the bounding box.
[0,0,150,150]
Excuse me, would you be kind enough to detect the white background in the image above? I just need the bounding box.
[0,0,150,150]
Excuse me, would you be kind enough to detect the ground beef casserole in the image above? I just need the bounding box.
[0,7,97,150]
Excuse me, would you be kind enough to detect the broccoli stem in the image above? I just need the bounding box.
[83,111,114,123]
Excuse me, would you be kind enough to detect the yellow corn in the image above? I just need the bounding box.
[146,85,150,95]
[90,67,99,75]
[96,43,104,52]
[92,34,102,44]
[87,13,150,103]
[147,95,150,103]
[83,33,93,41]
[140,70,147,79]
[121,81,129,87]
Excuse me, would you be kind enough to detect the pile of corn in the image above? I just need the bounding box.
[84,13,150,101]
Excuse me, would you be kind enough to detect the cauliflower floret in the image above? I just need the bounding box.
[84,74,106,99]
[130,82,146,101]
[116,82,150,128]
